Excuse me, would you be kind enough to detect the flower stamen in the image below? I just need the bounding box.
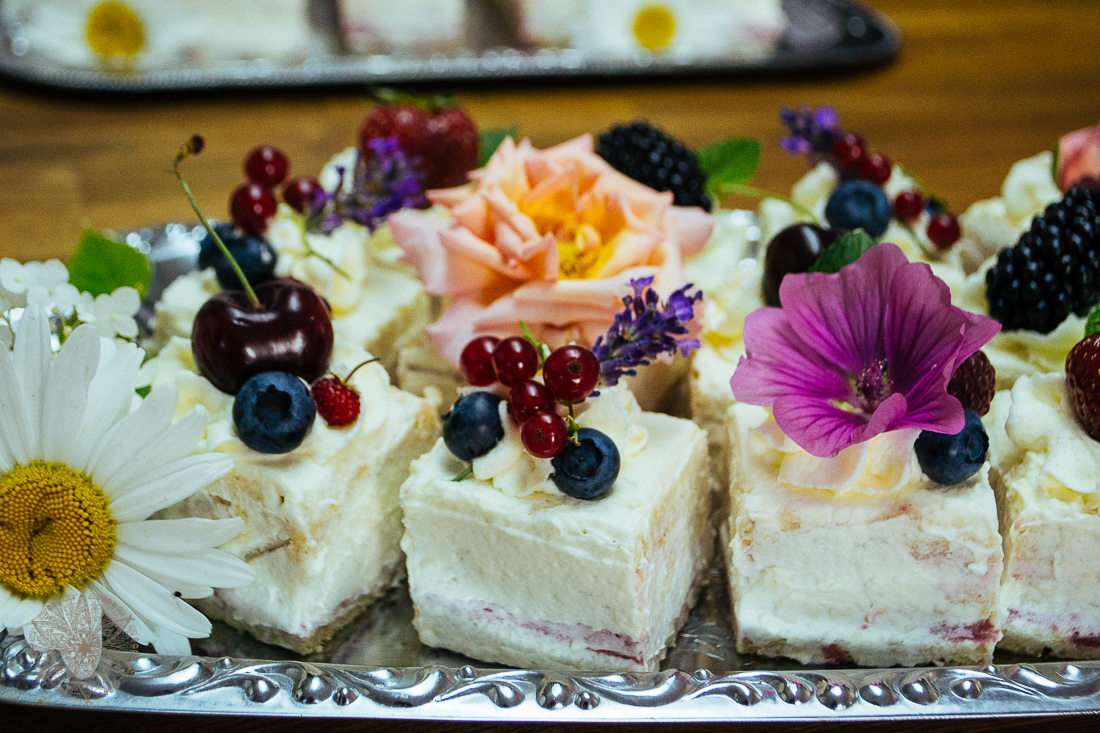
[854,358,892,412]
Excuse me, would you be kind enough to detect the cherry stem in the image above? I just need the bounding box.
[714,183,821,225]
[452,464,474,482]
[341,357,379,384]
[294,218,352,281]
[173,136,262,309]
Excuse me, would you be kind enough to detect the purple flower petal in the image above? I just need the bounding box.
[773,391,909,459]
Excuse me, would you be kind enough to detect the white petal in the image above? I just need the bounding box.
[101,562,211,638]
[106,407,208,498]
[38,323,98,463]
[71,339,144,469]
[116,517,245,553]
[114,544,255,591]
[87,579,154,645]
[0,344,31,470]
[148,626,192,656]
[0,589,45,630]
[12,305,51,456]
[108,453,233,522]
[86,383,178,488]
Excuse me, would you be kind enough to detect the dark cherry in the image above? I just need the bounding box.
[893,190,925,222]
[244,145,290,188]
[230,183,277,234]
[521,411,568,459]
[762,223,839,307]
[492,336,540,388]
[283,176,322,214]
[509,379,555,424]
[542,345,600,402]
[460,335,500,386]
[831,133,867,172]
[927,212,962,250]
[859,153,892,186]
[192,278,334,395]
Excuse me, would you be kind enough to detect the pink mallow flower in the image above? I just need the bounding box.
[730,243,1000,458]
[389,135,713,364]
[1057,119,1100,192]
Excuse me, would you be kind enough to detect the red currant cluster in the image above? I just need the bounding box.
[460,335,601,459]
[229,145,323,233]
[830,132,960,250]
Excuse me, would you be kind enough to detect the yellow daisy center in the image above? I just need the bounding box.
[0,461,116,600]
[85,2,145,59]
[633,5,677,52]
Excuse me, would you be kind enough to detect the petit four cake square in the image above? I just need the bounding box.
[985,374,1100,658]
[725,403,1005,667]
[400,385,714,671]
[149,338,440,653]
[337,0,467,55]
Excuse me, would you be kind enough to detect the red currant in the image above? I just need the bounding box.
[927,213,961,250]
[230,183,277,234]
[859,153,892,186]
[831,133,867,172]
[542,345,600,402]
[521,411,568,459]
[491,336,540,388]
[244,145,289,188]
[283,176,322,213]
[459,335,500,386]
[893,190,925,222]
[509,379,555,424]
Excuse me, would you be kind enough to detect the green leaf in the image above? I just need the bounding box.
[1086,305,1100,337]
[809,230,877,274]
[479,127,517,167]
[135,385,152,399]
[67,228,150,298]
[697,138,761,192]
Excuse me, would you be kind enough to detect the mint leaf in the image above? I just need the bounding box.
[1086,305,1100,337]
[809,230,877,274]
[67,229,150,298]
[697,138,761,193]
[479,127,517,167]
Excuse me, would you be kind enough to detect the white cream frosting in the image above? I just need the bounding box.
[266,210,370,315]
[470,382,649,498]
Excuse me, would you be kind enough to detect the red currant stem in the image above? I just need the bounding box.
[173,139,261,309]
[714,183,821,225]
[294,217,352,281]
[453,464,474,482]
[565,406,580,445]
[898,218,939,261]
[518,321,549,368]
[341,357,379,384]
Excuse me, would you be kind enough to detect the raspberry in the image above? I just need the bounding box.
[1066,332,1100,441]
[596,121,711,209]
[985,187,1100,333]
[311,376,360,427]
[358,102,479,191]
[947,350,996,417]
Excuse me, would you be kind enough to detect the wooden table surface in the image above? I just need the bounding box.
[3,0,1100,731]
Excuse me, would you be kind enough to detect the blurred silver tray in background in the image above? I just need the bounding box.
[0,0,897,93]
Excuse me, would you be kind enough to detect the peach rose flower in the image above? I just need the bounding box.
[1057,120,1100,191]
[389,134,714,364]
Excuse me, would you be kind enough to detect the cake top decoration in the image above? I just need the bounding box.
[1056,118,1100,193]
[730,242,1000,459]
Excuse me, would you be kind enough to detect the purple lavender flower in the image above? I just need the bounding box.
[591,277,703,386]
[779,105,842,162]
[729,243,1001,458]
[307,137,426,234]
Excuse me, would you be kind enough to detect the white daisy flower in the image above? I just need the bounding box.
[0,306,255,655]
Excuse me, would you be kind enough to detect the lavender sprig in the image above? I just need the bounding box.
[779,105,842,163]
[306,137,425,235]
[591,277,703,386]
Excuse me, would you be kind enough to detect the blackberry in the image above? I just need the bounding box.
[985,187,1100,333]
[596,121,711,209]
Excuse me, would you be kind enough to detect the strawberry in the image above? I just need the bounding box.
[312,376,360,427]
[1066,332,1100,440]
[947,350,996,416]
[358,99,479,191]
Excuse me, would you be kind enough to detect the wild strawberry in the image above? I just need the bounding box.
[1066,332,1100,440]
[947,350,996,416]
[310,359,377,427]
[358,100,479,191]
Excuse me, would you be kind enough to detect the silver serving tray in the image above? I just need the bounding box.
[0,0,897,93]
[7,221,1100,721]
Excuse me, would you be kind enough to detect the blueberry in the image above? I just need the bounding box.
[197,222,238,270]
[442,391,505,461]
[233,371,316,454]
[550,427,620,500]
[825,180,892,238]
[914,408,988,485]
[199,222,277,290]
